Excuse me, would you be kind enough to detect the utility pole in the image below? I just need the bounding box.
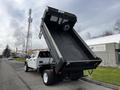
[26,9,32,54]
[22,39,25,53]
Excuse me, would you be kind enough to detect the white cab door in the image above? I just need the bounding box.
[27,54,38,69]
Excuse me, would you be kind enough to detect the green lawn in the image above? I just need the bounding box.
[84,67,120,86]
[15,58,26,62]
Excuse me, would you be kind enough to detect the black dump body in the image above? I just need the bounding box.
[40,7,102,73]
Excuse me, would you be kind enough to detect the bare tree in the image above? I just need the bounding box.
[86,32,91,39]
[14,27,26,49]
[102,30,113,36]
[2,45,11,58]
[114,20,120,33]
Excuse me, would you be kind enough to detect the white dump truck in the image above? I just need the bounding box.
[24,6,101,85]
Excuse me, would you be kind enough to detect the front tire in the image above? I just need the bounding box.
[42,70,55,85]
[24,64,29,72]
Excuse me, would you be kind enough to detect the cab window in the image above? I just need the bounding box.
[38,51,51,58]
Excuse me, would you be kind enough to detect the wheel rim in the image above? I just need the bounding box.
[43,73,48,83]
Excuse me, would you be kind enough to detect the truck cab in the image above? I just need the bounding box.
[24,50,53,72]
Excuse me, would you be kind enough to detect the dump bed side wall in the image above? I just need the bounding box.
[72,29,97,59]
[41,22,63,63]
[41,22,66,72]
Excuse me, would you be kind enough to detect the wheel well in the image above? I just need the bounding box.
[39,65,55,74]
[24,61,27,65]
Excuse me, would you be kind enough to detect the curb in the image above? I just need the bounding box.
[81,77,120,90]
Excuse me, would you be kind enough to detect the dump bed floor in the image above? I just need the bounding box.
[49,26,89,61]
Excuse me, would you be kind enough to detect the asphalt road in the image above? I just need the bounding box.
[0,58,115,90]
[0,58,28,90]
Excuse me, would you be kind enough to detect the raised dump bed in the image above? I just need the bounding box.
[40,7,102,85]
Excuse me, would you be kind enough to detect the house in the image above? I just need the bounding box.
[85,34,120,67]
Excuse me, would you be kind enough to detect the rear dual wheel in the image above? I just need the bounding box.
[70,76,80,81]
[42,70,55,85]
[70,71,83,81]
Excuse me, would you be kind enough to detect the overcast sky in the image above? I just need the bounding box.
[0,0,120,53]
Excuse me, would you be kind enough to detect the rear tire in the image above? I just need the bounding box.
[24,64,29,72]
[70,71,83,81]
[42,70,55,85]
[55,74,63,82]
[70,76,80,81]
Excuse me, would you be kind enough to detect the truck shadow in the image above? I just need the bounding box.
[50,79,86,90]
[26,69,86,90]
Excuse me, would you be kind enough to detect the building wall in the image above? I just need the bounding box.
[89,43,119,67]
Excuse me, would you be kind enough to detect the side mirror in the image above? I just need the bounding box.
[31,54,35,58]
[26,55,31,59]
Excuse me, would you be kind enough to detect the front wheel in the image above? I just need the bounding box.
[42,70,55,85]
[24,64,29,72]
